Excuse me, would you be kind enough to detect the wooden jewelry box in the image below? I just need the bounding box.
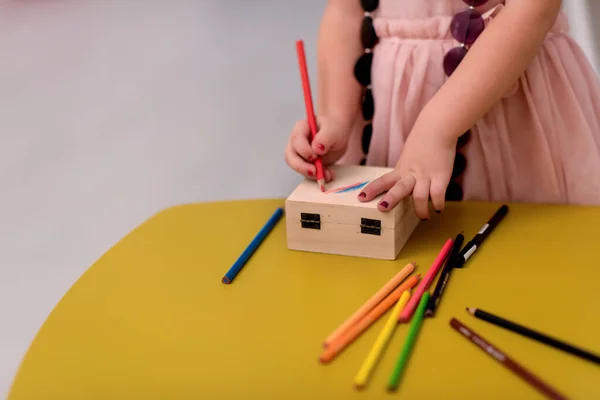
[285,165,420,260]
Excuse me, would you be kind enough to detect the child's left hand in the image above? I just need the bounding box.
[357,128,457,220]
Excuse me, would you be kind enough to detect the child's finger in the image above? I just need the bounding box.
[284,142,317,179]
[327,168,336,181]
[357,171,399,202]
[292,131,318,162]
[377,175,416,212]
[429,177,448,213]
[411,178,431,220]
[311,128,339,156]
[324,168,335,182]
[291,120,311,137]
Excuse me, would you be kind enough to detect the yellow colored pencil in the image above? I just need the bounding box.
[353,290,411,390]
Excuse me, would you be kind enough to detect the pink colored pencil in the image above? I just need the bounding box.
[398,238,454,323]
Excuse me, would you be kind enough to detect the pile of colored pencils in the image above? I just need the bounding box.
[319,204,516,392]
[319,237,456,390]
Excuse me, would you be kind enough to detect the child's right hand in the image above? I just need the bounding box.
[284,116,349,182]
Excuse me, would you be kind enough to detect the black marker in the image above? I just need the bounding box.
[453,204,509,268]
[424,233,464,317]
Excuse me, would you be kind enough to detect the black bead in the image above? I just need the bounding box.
[457,130,471,149]
[361,16,378,49]
[361,123,373,155]
[445,181,464,201]
[359,157,367,165]
[360,0,379,12]
[354,53,373,86]
[362,88,374,120]
[452,152,467,178]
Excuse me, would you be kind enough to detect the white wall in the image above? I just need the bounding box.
[0,0,598,398]
[563,0,599,72]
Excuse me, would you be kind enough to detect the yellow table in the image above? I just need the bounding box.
[8,199,600,399]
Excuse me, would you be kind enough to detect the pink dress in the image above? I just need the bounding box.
[338,0,600,205]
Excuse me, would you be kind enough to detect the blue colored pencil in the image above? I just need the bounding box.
[221,207,284,284]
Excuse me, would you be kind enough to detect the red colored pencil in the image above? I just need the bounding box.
[296,40,325,192]
[450,318,569,400]
[398,238,454,323]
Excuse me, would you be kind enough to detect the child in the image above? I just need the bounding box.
[284,0,600,220]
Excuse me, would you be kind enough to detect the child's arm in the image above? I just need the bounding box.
[316,0,364,133]
[358,0,562,218]
[414,0,563,142]
[285,1,363,179]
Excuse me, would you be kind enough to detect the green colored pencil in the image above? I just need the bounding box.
[387,292,430,391]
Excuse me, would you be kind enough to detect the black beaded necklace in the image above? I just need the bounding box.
[354,0,483,201]
[355,0,378,168]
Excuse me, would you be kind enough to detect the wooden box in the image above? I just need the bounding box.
[285,165,420,260]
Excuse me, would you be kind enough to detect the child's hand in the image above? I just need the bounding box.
[357,129,457,220]
[284,116,349,182]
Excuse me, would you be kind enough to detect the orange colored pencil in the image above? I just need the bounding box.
[323,262,416,348]
[319,274,421,364]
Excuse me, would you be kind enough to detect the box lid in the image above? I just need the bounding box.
[286,165,413,225]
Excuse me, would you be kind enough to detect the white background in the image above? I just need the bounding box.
[0,0,597,397]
